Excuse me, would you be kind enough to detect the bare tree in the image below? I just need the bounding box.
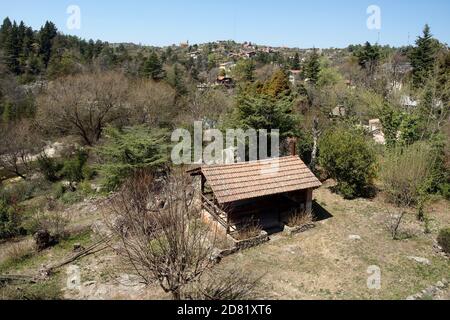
[0,120,42,180]
[381,142,433,239]
[104,170,217,300]
[127,79,177,126]
[36,72,129,146]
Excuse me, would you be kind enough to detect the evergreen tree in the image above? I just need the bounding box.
[263,69,291,98]
[0,17,12,49]
[170,63,187,97]
[143,52,164,80]
[355,41,381,76]
[410,24,437,88]
[303,48,321,85]
[38,21,57,67]
[291,52,300,70]
[4,21,21,74]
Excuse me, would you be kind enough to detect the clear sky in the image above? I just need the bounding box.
[0,0,449,48]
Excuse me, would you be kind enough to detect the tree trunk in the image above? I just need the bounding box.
[310,117,320,172]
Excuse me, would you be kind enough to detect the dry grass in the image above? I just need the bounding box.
[219,181,450,300]
[234,223,263,241]
[1,239,35,265]
[286,210,314,228]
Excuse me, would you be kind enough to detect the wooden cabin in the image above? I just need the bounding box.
[189,156,322,235]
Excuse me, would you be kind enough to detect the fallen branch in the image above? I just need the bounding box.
[44,235,112,275]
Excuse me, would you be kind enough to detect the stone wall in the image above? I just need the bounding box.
[283,223,315,236]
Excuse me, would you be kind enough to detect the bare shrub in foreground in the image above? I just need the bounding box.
[187,269,263,300]
[104,170,217,300]
[381,143,434,239]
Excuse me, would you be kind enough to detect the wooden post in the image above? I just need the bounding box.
[201,175,206,203]
[306,188,313,213]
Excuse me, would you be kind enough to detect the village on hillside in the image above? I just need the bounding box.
[0,2,449,305]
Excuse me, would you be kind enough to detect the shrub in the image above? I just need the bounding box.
[0,199,25,240]
[440,183,450,200]
[60,149,89,187]
[381,142,433,207]
[319,127,377,199]
[37,154,63,182]
[25,210,70,244]
[95,126,170,191]
[437,228,450,254]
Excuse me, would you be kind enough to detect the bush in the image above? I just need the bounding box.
[319,127,377,199]
[440,183,450,200]
[381,142,433,207]
[0,199,25,240]
[437,228,450,254]
[37,154,63,182]
[24,210,70,247]
[60,149,89,187]
[96,126,170,191]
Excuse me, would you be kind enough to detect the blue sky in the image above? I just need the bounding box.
[0,0,449,48]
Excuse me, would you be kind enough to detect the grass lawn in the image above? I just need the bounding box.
[219,181,450,300]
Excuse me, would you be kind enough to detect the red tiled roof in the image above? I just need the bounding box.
[199,156,321,204]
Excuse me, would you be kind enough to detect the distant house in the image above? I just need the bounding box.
[189,155,322,235]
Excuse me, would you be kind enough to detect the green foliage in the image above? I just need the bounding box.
[379,103,421,148]
[143,51,165,80]
[440,184,450,200]
[354,41,381,74]
[37,154,63,182]
[437,228,450,254]
[410,25,438,88]
[233,59,256,82]
[0,199,24,239]
[290,52,300,70]
[232,92,299,140]
[317,66,343,87]
[381,142,434,207]
[303,49,321,85]
[96,126,170,191]
[60,150,89,185]
[379,103,401,148]
[319,127,377,199]
[262,69,291,98]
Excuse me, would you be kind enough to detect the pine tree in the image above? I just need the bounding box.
[39,21,57,67]
[0,17,12,49]
[143,52,164,80]
[304,48,321,85]
[410,24,437,88]
[291,52,300,70]
[4,21,21,74]
[173,64,187,97]
[355,41,381,76]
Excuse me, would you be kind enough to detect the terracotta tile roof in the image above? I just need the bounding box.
[200,156,322,204]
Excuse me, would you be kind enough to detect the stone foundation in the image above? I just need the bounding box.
[283,223,315,236]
